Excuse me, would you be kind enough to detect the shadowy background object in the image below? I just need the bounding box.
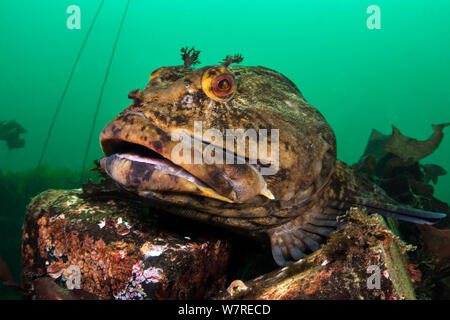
[0,120,26,150]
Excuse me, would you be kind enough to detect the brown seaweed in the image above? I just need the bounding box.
[417,224,450,270]
[361,129,392,162]
[221,54,244,67]
[180,46,201,68]
[385,123,450,163]
[421,164,447,185]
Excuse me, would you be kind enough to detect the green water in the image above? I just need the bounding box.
[1,0,450,298]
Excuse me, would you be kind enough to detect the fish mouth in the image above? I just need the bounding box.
[100,112,274,203]
[100,140,235,203]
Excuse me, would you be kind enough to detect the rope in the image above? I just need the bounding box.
[36,0,105,169]
[80,0,130,180]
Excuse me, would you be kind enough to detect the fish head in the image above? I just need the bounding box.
[100,58,336,231]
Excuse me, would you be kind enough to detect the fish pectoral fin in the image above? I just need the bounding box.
[330,195,446,225]
[329,160,447,225]
[267,211,343,266]
[360,203,447,225]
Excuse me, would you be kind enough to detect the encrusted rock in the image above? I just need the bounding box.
[21,189,231,300]
[216,208,417,300]
[20,189,426,300]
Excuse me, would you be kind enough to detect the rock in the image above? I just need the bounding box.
[21,189,232,300]
[32,277,100,300]
[216,208,417,300]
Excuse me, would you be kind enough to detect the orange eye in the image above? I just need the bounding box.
[212,75,235,98]
[201,66,236,102]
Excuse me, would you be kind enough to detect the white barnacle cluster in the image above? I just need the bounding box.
[115,261,164,300]
[140,241,168,258]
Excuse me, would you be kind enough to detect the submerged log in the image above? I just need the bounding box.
[217,208,418,300]
[21,189,231,300]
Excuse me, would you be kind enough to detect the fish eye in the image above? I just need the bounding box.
[201,66,236,102]
[212,75,234,98]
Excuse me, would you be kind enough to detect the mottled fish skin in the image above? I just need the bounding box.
[100,56,446,266]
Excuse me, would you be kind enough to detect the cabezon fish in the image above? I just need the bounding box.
[99,48,446,266]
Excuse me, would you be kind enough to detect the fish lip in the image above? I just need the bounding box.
[100,113,237,202]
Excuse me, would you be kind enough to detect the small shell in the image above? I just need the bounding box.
[226,279,248,296]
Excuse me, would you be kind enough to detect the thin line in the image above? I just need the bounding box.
[36,0,105,169]
[80,0,131,180]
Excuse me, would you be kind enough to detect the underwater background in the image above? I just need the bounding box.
[1,0,449,299]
